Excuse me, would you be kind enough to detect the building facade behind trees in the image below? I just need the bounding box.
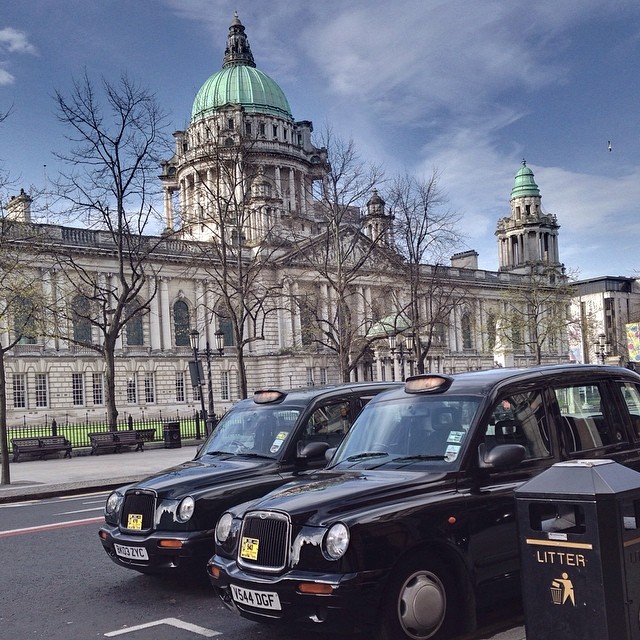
[2,15,588,428]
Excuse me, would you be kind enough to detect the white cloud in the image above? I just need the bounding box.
[0,27,37,55]
[0,65,14,85]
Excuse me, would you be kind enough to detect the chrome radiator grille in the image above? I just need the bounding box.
[120,489,155,532]
[237,510,290,573]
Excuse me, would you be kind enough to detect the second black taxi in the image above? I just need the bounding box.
[98,381,397,577]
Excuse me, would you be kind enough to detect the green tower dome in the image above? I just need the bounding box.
[510,160,540,198]
[191,15,293,122]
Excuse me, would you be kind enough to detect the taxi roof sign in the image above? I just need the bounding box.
[404,374,453,394]
[253,389,287,404]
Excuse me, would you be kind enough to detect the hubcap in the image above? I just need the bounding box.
[397,570,446,639]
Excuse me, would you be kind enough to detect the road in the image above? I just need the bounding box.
[0,491,524,639]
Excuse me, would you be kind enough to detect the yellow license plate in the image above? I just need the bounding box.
[127,513,143,530]
[240,536,259,560]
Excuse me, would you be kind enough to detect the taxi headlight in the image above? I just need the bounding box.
[176,496,195,523]
[215,512,234,544]
[323,522,350,560]
[105,491,122,515]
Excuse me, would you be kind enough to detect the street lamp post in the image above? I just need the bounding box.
[388,334,414,381]
[189,329,207,438]
[595,333,611,365]
[202,329,225,433]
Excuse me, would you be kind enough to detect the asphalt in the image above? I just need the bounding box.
[0,441,527,640]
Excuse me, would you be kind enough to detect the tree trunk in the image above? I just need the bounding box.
[0,350,10,485]
[104,345,119,430]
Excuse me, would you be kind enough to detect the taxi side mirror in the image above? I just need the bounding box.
[478,443,526,469]
[297,440,330,460]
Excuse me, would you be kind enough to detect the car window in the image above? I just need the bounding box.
[554,383,626,453]
[482,390,550,459]
[300,401,352,449]
[615,381,640,438]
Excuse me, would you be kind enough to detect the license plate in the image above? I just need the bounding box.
[114,544,149,561]
[230,584,281,610]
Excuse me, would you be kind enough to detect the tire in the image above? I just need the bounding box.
[378,553,459,640]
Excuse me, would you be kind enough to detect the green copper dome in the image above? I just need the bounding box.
[192,66,292,121]
[191,15,293,122]
[510,160,540,198]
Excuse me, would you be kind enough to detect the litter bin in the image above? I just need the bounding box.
[515,459,640,639]
[163,421,181,449]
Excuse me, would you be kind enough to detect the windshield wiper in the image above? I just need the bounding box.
[345,451,390,462]
[236,452,274,459]
[392,454,446,461]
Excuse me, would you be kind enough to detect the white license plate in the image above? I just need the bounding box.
[230,584,282,610]
[114,543,149,561]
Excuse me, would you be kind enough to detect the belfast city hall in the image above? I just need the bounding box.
[3,14,634,428]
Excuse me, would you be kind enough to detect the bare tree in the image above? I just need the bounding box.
[290,129,389,381]
[497,266,573,364]
[388,171,465,372]
[0,213,48,484]
[175,116,289,399]
[50,72,170,429]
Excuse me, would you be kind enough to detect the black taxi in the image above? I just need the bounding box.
[98,381,397,577]
[208,365,640,639]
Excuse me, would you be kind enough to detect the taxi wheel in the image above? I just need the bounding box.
[378,553,457,640]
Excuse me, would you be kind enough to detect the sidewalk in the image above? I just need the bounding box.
[0,442,527,640]
[0,441,198,503]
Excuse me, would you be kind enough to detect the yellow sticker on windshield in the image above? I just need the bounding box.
[127,513,143,530]
[241,537,259,560]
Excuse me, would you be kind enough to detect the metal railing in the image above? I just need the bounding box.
[5,410,210,454]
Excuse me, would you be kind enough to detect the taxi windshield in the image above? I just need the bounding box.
[330,395,481,469]
[197,405,302,458]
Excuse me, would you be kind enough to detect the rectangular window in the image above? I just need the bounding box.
[306,367,315,386]
[245,122,252,136]
[72,373,84,406]
[193,384,202,402]
[228,118,234,130]
[319,368,328,385]
[13,373,26,409]
[127,377,137,404]
[35,373,48,408]
[273,124,278,138]
[220,371,230,401]
[92,373,103,405]
[259,123,265,136]
[144,373,155,404]
[176,372,185,402]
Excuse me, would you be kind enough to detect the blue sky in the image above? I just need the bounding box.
[1,0,639,279]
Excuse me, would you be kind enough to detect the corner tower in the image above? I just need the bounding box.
[496,160,562,274]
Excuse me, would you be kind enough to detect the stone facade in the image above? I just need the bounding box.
[2,16,575,428]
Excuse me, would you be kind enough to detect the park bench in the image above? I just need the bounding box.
[88,431,145,455]
[136,428,157,443]
[11,436,72,462]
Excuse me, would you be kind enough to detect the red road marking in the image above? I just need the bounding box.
[0,515,104,538]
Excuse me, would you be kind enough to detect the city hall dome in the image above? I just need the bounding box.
[191,14,293,122]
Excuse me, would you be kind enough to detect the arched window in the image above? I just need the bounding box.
[125,304,144,346]
[173,300,190,346]
[72,295,92,344]
[461,313,473,350]
[218,314,235,347]
[487,313,496,352]
[14,297,37,345]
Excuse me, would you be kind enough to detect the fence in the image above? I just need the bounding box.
[5,410,211,454]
